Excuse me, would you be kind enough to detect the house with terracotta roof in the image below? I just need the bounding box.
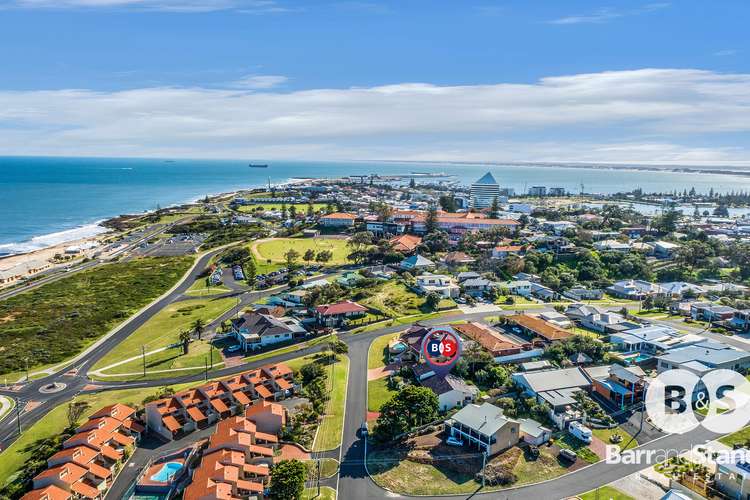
[314,300,367,327]
[183,415,274,500]
[389,234,422,254]
[491,245,526,260]
[23,404,141,500]
[318,212,356,227]
[453,322,531,359]
[145,364,296,441]
[442,251,475,266]
[245,400,287,435]
[506,314,572,345]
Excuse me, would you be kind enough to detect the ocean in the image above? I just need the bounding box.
[2,156,750,255]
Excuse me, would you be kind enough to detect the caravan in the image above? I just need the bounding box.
[568,421,592,443]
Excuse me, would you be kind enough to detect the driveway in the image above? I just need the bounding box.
[458,303,501,314]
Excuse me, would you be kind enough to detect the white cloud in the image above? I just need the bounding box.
[548,3,669,25]
[230,75,289,89]
[4,0,288,13]
[0,68,749,165]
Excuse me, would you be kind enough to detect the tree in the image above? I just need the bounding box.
[244,256,257,288]
[300,362,326,384]
[329,338,348,355]
[424,292,441,311]
[270,459,307,500]
[284,248,300,270]
[280,203,287,219]
[192,318,206,340]
[422,231,449,253]
[489,196,500,218]
[315,249,333,264]
[66,401,91,430]
[307,202,314,217]
[714,204,730,217]
[653,209,680,234]
[374,202,394,222]
[303,249,316,266]
[409,177,416,188]
[347,231,374,264]
[439,194,457,212]
[179,329,192,355]
[289,205,297,219]
[424,204,439,234]
[373,385,439,441]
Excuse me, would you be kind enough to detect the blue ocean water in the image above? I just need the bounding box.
[2,156,749,254]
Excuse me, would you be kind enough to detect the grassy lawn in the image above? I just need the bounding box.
[185,277,230,296]
[302,486,336,500]
[368,378,396,412]
[367,450,482,496]
[368,333,399,370]
[305,458,339,479]
[555,434,601,464]
[0,382,199,489]
[92,296,237,374]
[512,447,571,486]
[313,354,349,452]
[0,395,14,422]
[237,203,328,214]
[359,281,423,318]
[719,425,750,447]
[592,427,638,451]
[252,238,350,267]
[580,485,634,500]
[0,256,194,376]
[351,310,460,334]
[571,326,601,338]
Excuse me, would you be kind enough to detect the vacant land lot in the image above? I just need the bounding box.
[368,377,396,412]
[359,280,424,318]
[92,295,237,375]
[237,203,328,213]
[252,238,350,266]
[0,256,193,375]
[580,486,634,500]
[368,333,399,370]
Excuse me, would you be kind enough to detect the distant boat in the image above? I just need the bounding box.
[248,164,268,168]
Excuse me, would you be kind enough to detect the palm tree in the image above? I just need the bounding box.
[192,319,206,340]
[179,330,192,355]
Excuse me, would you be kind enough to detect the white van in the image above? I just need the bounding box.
[569,421,592,443]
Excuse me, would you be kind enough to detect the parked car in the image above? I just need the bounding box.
[568,421,592,444]
[446,436,464,447]
[559,449,577,462]
[226,345,242,353]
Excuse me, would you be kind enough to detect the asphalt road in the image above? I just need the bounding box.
[0,260,745,500]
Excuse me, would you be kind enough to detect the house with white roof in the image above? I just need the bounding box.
[606,279,664,300]
[609,325,702,354]
[416,274,460,298]
[593,240,631,252]
[656,339,750,375]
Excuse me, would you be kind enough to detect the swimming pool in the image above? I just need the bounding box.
[149,462,183,483]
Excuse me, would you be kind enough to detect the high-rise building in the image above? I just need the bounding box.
[470,172,501,209]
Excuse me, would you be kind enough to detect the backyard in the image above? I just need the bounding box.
[0,256,194,377]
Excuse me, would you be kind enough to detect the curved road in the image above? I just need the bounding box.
[0,252,732,499]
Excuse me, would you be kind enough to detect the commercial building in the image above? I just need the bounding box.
[469,172,501,209]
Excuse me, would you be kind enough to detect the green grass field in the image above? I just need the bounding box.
[359,281,424,318]
[592,427,638,451]
[368,377,396,412]
[185,277,230,296]
[91,296,237,374]
[252,237,350,267]
[579,486,634,500]
[302,486,336,500]
[0,256,194,376]
[237,203,328,214]
[719,425,750,447]
[368,333,399,370]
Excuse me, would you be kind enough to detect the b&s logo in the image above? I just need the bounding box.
[421,327,462,373]
[645,368,750,435]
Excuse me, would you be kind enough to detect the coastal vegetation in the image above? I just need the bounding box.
[0,256,194,376]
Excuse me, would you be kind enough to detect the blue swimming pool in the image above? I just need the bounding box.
[150,462,183,483]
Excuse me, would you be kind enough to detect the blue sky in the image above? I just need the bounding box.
[0,0,749,165]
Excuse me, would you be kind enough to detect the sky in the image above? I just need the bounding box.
[0,0,749,166]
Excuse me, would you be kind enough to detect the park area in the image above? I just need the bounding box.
[90,295,237,379]
[0,256,194,379]
[251,237,350,271]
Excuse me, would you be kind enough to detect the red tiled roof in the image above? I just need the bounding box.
[232,391,251,405]
[389,234,422,252]
[21,485,71,500]
[88,403,135,422]
[210,398,230,414]
[315,300,367,316]
[509,314,572,341]
[187,406,207,422]
[87,462,112,480]
[162,415,181,433]
[254,384,272,399]
[493,245,524,252]
[321,212,356,220]
[35,463,87,485]
[70,481,100,499]
[275,378,292,390]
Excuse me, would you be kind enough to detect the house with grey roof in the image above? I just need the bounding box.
[445,403,520,455]
[399,254,435,272]
[609,325,702,353]
[461,277,499,298]
[420,373,479,411]
[511,366,592,411]
[655,339,750,375]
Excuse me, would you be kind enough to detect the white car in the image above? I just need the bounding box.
[446,436,464,447]
[226,345,242,353]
